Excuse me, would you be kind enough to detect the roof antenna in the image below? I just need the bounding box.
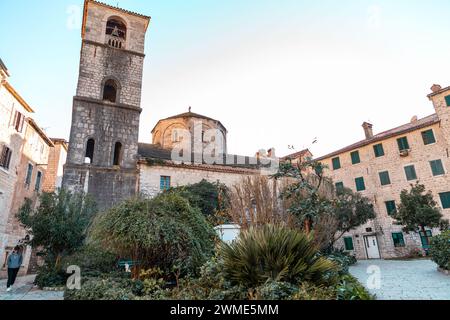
[188,106,192,113]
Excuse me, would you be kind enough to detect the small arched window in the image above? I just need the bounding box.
[85,139,95,164]
[106,18,126,49]
[113,142,122,166]
[103,79,118,103]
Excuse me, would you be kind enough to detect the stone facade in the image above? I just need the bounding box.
[63,0,151,209]
[42,139,68,192]
[316,85,450,259]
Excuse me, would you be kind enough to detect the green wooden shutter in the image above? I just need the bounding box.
[350,151,360,164]
[335,182,344,194]
[392,233,405,247]
[379,171,391,186]
[373,144,385,157]
[421,129,436,145]
[355,177,365,191]
[445,95,450,106]
[404,165,417,181]
[385,200,397,215]
[344,237,354,250]
[430,159,445,176]
[397,137,410,151]
[332,157,341,170]
[439,192,450,209]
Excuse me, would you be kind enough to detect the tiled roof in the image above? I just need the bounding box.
[28,119,54,147]
[151,111,228,133]
[0,58,9,76]
[89,0,151,20]
[315,114,440,161]
[138,143,276,170]
[282,149,311,160]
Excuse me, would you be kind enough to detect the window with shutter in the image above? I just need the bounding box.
[430,159,445,176]
[0,146,12,170]
[439,192,450,209]
[445,95,450,107]
[421,129,436,145]
[35,171,42,191]
[355,177,365,191]
[160,176,171,191]
[344,237,354,251]
[351,151,360,164]
[392,233,405,247]
[397,137,410,151]
[332,157,341,170]
[404,165,417,181]
[25,163,33,187]
[335,182,344,194]
[379,171,391,186]
[385,200,397,215]
[373,144,384,157]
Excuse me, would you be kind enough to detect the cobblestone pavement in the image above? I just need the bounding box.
[349,259,450,300]
[0,275,64,300]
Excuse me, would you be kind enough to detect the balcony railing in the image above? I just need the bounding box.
[106,35,124,49]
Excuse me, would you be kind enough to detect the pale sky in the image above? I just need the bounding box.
[1,0,450,158]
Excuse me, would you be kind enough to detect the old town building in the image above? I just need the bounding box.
[315,85,450,259]
[0,59,66,278]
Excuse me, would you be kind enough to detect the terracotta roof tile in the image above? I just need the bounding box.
[315,114,439,161]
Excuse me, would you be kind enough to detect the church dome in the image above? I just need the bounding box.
[151,109,228,154]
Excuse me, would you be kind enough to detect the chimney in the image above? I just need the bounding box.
[431,84,442,93]
[362,122,373,139]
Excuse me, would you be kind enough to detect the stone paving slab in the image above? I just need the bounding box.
[0,275,64,301]
[349,259,450,300]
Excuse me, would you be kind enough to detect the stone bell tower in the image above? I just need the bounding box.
[62,0,150,209]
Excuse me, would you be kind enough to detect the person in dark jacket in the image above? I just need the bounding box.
[6,246,23,292]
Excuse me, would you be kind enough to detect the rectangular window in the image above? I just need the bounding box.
[335,182,344,193]
[439,192,450,209]
[421,129,436,145]
[35,171,42,192]
[404,165,417,181]
[397,137,410,152]
[355,177,366,191]
[332,157,341,170]
[420,230,432,249]
[344,237,354,251]
[430,159,445,176]
[350,151,360,165]
[379,171,391,186]
[13,111,25,133]
[25,163,33,187]
[392,232,405,247]
[160,176,171,191]
[385,200,397,216]
[0,146,13,170]
[373,144,385,157]
[445,95,450,107]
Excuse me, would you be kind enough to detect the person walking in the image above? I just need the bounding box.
[6,246,23,292]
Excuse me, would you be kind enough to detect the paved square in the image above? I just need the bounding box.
[349,259,450,300]
[0,275,64,301]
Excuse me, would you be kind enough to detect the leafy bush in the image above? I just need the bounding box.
[90,193,216,277]
[64,275,136,300]
[61,245,119,277]
[253,280,298,300]
[219,225,338,288]
[291,282,336,300]
[430,230,450,270]
[34,265,68,288]
[322,247,357,274]
[336,275,374,300]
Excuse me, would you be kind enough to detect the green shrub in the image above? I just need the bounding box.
[64,275,136,300]
[291,282,336,300]
[61,245,118,276]
[336,275,374,300]
[322,247,357,274]
[219,225,338,288]
[430,230,450,270]
[90,193,216,277]
[254,280,298,300]
[34,265,68,288]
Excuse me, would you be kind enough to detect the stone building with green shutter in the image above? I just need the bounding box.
[313,84,450,259]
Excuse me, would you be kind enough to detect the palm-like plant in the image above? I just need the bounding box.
[219,224,338,288]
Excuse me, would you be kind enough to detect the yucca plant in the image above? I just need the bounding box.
[219,224,338,288]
